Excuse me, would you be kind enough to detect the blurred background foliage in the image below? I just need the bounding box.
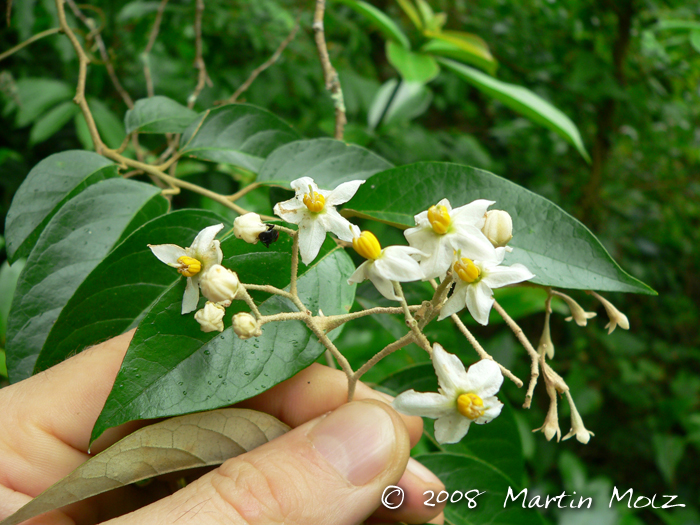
[1,0,699,524]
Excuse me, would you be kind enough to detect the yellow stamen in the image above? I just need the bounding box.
[352,231,382,260]
[177,256,201,277]
[457,393,485,420]
[453,257,480,283]
[303,189,326,213]
[427,204,451,234]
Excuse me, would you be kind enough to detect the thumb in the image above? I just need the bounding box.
[112,400,411,525]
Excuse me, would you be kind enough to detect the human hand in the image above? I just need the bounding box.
[0,330,446,525]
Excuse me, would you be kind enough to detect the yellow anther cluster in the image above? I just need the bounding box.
[177,256,202,277]
[427,204,451,235]
[453,257,480,283]
[352,231,382,260]
[303,191,326,213]
[457,393,485,420]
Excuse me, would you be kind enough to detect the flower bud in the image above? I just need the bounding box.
[194,302,225,333]
[482,210,513,248]
[234,213,267,244]
[232,312,262,340]
[199,264,240,306]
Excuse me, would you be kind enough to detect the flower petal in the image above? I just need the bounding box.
[319,207,355,241]
[461,359,504,398]
[392,390,455,418]
[475,396,504,424]
[438,283,468,320]
[373,246,424,282]
[432,343,468,398]
[290,177,318,196]
[148,243,187,266]
[367,263,400,300]
[451,199,494,228]
[347,261,370,285]
[434,412,472,444]
[482,263,534,289]
[190,223,224,256]
[465,281,494,325]
[325,179,365,206]
[181,276,200,314]
[297,216,327,265]
[273,199,307,224]
[449,224,497,261]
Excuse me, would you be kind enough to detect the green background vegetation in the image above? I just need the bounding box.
[1,1,698,524]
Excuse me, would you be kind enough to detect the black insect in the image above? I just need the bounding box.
[258,224,280,247]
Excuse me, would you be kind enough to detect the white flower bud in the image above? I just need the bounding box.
[482,210,513,248]
[232,312,262,340]
[589,291,629,334]
[199,264,240,306]
[234,213,267,244]
[194,302,225,333]
[562,391,594,444]
[556,292,596,327]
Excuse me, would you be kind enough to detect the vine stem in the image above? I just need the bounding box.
[187,0,210,109]
[393,282,432,354]
[142,0,169,97]
[352,333,414,384]
[0,27,61,63]
[290,232,299,298]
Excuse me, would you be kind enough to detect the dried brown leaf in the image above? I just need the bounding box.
[1,408,289,525]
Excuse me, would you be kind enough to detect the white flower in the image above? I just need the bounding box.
[194,302,225,333]
[393,344,504,444]
[404,198,497,280]
[273,177,364,265]
[590,291,629,334]
[232,312,262,340]
[439,248,534,325]
[199,264,240,306]
[556,292,597,327]
[562,391,594,444]
[482,209,513,249]
[347,228,425,301]
[234,213,267,244]
[148,223,224,314]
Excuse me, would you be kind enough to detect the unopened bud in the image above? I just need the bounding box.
[589,291,629,334]
[194,302,225,333]
[482,210,513,248]
[200,264,240,306]
[234,213,267,244]
[232,312,262,340]
[555,291,596,327]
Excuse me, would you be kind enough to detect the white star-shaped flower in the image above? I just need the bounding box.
[273,177,364,265]
[347,228,425,301]
[393,344,504,444]
[404,198,497,280]
[439,248,534,325]
[148,223,224,314]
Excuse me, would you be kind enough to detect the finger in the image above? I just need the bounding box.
[237,362,424,447]
[110,400,441,525]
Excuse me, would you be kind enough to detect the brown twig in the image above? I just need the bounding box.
[187,0,210,109]
[224,18,300,105]
[142,0,169,97]
[312,0,346,139]
[0,27,62,62]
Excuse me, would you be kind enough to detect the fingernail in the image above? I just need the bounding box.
[406,457,443,486]
[309,401,396,486]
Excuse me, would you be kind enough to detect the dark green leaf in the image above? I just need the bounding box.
[439,58,590,162]
[334,0,411,49]
[690,30,700,53]
[256,138,393,188]
[0,259,26,346]
[395,0,422,30]
[91,242,356,442]
[5,151,119,262]
[125,96,199,134]
[88,98,126,150]
[386,41,440,83]
[344,162,655,294]
[179,104,301,172]
[13,78,72,128]
[0,350,5,378]
[36,210,229,374]
[416,452,545,525]
[28,101,80,145]
[368,79,432,129]
[5,179,168,383]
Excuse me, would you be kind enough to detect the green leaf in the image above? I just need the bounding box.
[28,100,80,145]
[335,0,411,49]
[5,179,168,383]
[256,138,393,189]
[13,78,72,128]
[125,96,199,134]
[4,151,119,262]
[368,79,432,129]
[0,259,26,346]
[439,58,591,162]
[380,363,524,484]
[344,162,655,294]
[422,37,497,75]
[395,0,422,30]
[690,30,700,53]
[416,452,545,524]
[386,41,440,83]
[0,350,6,378]
[413,0,435,28]
[36,210,228,374]
[654,20,700,32]
[179,104,301,172]
[90,244,356,442]
[88,97,126,149]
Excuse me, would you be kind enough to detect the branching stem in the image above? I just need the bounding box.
[0,27,61,63]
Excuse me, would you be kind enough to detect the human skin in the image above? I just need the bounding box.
[0,330,445,524]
